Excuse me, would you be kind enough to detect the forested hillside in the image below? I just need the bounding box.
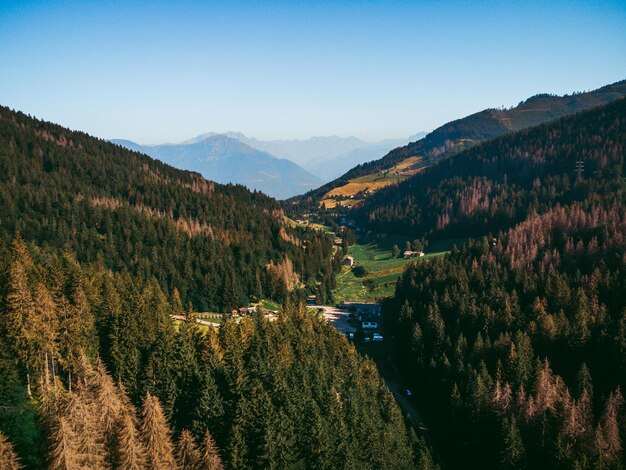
[383,97,626,468]
[0,230,434,469]
[0,106,337,310]
[288,80,626,211]
[356,97,626,239]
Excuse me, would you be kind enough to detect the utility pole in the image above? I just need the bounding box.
[575,159,584,181]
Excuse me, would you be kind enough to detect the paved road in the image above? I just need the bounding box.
[365,349,428,433]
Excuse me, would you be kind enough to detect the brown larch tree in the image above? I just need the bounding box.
[140,392,177,469]
[116,414,147,470]
[200,430,223,470]
[177,429,201,470]
[0,432,22,470]
[48,416,79,470]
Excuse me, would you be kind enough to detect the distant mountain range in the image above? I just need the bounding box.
[177,132,425,179]
[111,134,323,200]
[112,132,424,198]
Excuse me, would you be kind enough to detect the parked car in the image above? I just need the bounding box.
[405,388,412,397]
[372,333,383,342]
[364,336,371,343]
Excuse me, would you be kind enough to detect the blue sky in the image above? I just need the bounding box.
[1,0,625,143]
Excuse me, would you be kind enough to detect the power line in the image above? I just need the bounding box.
[575,159,584,181]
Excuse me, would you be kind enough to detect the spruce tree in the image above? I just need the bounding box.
[0,432,22,470]
[94,359,124,435]
[200,430,223,470]
[140,392,176,469]
[116,414,146,470]
[501,416,525,469]
[48,416,79,470]
[33,283,59,390]
[4,235,36,395]
[176,429,200,470]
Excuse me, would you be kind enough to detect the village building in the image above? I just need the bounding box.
[339,301,382,318]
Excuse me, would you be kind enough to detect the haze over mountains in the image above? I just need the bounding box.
[111,134,322,200]
[112,132,424,199]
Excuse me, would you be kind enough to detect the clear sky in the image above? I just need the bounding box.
[1,0,625,143]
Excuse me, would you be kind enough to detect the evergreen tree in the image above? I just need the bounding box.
[48,417,79,470]
[33,283,60,390]
[0,432,22,470]
[140,392,176,470]
[200,430,223,470]
[501,416,525,469]
[116,414,146,470]
[4,235,36,395]
[177,429,201,470]
[575,363,593,401]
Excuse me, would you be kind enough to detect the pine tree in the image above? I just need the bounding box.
[33,283,60,390]
[227,421,249,470]
[63,382,108,470]
[501,416,525,468]
[94,360,124,435]
[140,392,176,469]
[575,363,593,402]
[48,416,79,470]
[595,389,623,465]
[4,235,36,395]
[0,432,22,470]
[177,429,200,470]
[116,414,146,470]
[200,430,223,470]
[222,269,240,312]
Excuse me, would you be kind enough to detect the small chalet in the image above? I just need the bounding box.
[343,256,354,267]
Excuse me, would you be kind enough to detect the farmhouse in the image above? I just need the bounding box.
[403,250,425,259]
[343,256,354,267]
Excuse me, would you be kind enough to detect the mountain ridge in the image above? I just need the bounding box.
[111,134,322,200]
[288,79,626,210]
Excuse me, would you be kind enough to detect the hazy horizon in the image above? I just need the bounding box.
[1,1,625,143]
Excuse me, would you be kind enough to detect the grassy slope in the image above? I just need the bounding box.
[334,240,450,302]
[320,156,426,208]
